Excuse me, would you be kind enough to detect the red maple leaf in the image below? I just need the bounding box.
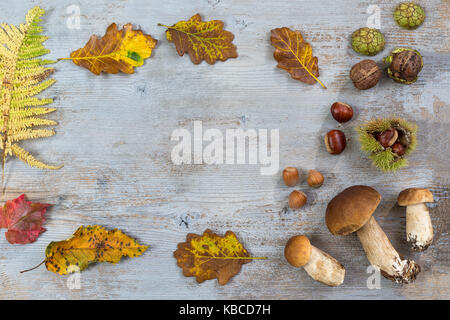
[0,194,50,244]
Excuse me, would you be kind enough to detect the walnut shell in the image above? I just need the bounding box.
[388,49,423,83]
[350,59,382,90]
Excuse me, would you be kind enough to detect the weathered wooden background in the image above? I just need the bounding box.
[0,0,448,299]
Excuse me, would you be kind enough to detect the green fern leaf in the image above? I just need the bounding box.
[0,6,62,173]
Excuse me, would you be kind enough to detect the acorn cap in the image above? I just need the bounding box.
[326,185,381,235]
[284,235,311,267]
[398,188,433,206]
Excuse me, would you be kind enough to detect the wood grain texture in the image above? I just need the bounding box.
[0,0,448,299]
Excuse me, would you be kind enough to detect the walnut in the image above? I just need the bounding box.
[349,59,382,90]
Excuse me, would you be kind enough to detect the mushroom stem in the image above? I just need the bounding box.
[303,245,345,287]
[406,203,433,251]
[356,216,420,284]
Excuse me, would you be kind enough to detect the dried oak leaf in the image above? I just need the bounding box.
[43,225,148,275]
[270,27,326,88]
[64,23,157,75]
[174,229,265,285]
[159,14,238,64]
[0,194,50,244]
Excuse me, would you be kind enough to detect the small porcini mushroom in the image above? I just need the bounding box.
[398,188,434,251]
[284,235,345,286]
[326,185,420,284]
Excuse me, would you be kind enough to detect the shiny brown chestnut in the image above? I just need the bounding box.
[331,102,353,123]
[377,128,398,148]
[391,142,405,156]
[324,130,346,155]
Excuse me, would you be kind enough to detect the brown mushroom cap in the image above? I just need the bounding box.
[398,188,434,206]
[284,235,311,267]
[326,185,381,235]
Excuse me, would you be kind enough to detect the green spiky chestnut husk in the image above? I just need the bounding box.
[394,2,425,30]
[351,27,385,56]
[357,117,417,172]
[384,48,423,84]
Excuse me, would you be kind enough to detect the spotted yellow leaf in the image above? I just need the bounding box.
[159,14,238,64]
[62,23,157,75]
[174,229,266,285]
[23,225,148,275]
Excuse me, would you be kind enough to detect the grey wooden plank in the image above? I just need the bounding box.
[0,0,448,299]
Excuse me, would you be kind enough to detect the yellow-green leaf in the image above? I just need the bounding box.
[159,14,238,65]
[174,229,266,285]
[44,225,148,275]
[63,23,157,75]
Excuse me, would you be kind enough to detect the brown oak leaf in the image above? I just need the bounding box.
[159,14,238,65]
[63,23,157,75]
[174,229,266,285]
[270,27,326,88]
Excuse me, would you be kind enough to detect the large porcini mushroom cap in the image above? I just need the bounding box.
[398,188,433,206]
[284,235,311,267]
[326,185,381,235]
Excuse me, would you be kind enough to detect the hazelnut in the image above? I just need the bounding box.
[392,142,405,156]
[376,128,398,148]
[324,130,346,155]
[350,59,382,90]
[331,102,353,123]
[289,190,307,209]
[283,167,299,187]
[307,170,324,188]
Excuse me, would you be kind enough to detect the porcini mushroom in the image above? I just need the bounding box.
[284,235,345,286]
[325,185,420,284]
[398,188,434,251]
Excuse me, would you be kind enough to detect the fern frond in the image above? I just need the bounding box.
[11,106,56,118]
[9,128,55,143]
[11,144,62,170]
[0,6,61,172]
[0,117,57,130]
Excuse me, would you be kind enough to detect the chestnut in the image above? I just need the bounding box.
[324,130,346,155]
[376,128,398,148]
[331,102,353,123]
[392,142,405,156]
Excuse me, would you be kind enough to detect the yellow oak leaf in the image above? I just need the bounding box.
[174,229,266,285]
[159,14,238,65]
[270,27,326,88]
[42,225,148,275]
[62,23,157,75]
